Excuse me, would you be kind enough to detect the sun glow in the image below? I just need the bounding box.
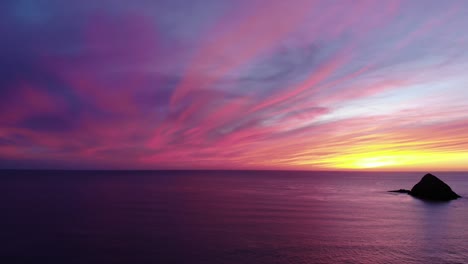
[354,157,397,168]
[313,149,468,170]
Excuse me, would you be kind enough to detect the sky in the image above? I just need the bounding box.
[1,0,468,171]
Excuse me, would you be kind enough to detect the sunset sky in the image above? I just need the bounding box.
[1,0,468,170]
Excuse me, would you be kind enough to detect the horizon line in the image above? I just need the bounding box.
[1,168,467,173]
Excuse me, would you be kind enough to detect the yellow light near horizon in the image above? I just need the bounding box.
[354,156,397,168]
[313,149,468,170]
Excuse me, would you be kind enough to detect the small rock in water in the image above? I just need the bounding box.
[410,173,460,201]
[388,173,461,201]
[388,189,411,194]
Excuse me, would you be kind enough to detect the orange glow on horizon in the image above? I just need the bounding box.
[294,150,468,171]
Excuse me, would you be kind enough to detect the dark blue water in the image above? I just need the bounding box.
[1,170,468,264]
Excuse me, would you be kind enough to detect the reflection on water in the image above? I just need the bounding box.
[0,170,467,263]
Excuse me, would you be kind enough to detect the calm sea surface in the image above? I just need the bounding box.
[1,170,468,264]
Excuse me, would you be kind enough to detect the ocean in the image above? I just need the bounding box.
[1,170,467,264]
